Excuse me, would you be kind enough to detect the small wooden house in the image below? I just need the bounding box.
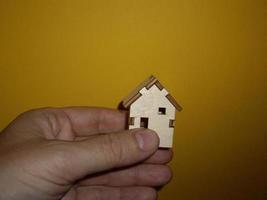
[122,75,182,148]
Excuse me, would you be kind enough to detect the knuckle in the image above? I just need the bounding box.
[20,107,55,117]
[132,166,140,185]
[14,107,56,126]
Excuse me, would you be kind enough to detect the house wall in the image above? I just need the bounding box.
[129,85,176,147]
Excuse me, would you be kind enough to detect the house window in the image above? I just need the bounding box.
[140,117,149,128]
[129,117,135,125]
[169,119,175,128]
[158,107,166,115]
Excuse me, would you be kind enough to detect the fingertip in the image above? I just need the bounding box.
[161,165,173,184]
[141,187,157,200]
[145,149,173,164]
[139,164,173,186]
[164,148,174,162]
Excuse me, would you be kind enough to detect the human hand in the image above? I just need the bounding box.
[0,107,173,200]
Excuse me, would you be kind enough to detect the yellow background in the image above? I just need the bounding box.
[0,0,266,199]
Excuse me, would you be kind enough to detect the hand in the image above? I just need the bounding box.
[0,107,173,200]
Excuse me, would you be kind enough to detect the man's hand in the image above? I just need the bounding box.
[0,107,173,200]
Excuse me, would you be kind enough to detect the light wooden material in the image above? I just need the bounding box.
[122,75,182,148]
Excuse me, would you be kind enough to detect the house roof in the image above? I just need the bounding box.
[122,75,183,111]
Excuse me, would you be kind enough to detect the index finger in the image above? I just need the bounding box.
[61,107,128,136]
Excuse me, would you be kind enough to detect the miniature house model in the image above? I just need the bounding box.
[122,75,182,148]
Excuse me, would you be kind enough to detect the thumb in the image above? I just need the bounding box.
[55,129,159,181]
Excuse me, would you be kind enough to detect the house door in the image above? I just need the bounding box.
[140,117,149,128]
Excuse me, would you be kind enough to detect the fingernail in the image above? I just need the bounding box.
[134,129,159,151]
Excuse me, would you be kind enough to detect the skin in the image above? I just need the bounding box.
[0,107,173,200]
